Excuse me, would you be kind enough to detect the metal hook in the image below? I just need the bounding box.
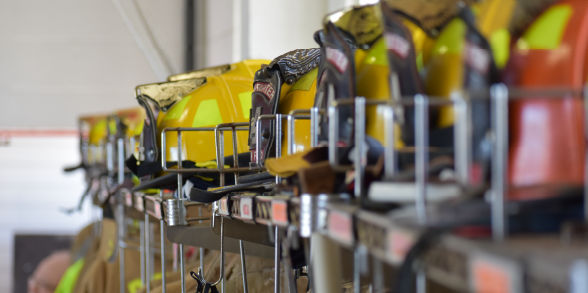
[200,216,224,287]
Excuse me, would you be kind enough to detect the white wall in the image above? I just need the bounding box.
[0,135,95,293]
[0,0,184,128]
[246,0,327,60]
[0,1,185,291]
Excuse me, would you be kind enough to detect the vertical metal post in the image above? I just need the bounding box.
[107,141,114,174]
[416,270,427,293]
[160,191,167,293]
[145,212,151,292]
[373,258,384,293]
[176,131,186,293]
[355,97,366,198]
[384,106,397,179]
[239,240,249,293]
[117,138,125,293]
[310,107,319,147]
[287,114,295,155]
[454,93,471,185]
[353,249,361,293]
[328,105,339,166]
[491,84,509,240]
[255,119,262,166]
[275,115,283,184]
[199,205,205,277]
[274,226,281,293]
[415,95,429,225]
[140,218,145,286]
[232,127,240,185]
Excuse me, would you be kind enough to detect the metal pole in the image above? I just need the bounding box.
[491,84,509,240]
[117,138,125,293]
[177,131,186,293]
[159,190,167,293]
[416,270,427,293]
[310,107,319,147]
[275,115,283,184]
[144,212,151,292]
[287,114,294,155]
[373,258,384,293]
[354,97,366,198]
[140,218,145,286]
[384,106,397,179]
[328,105,339,166]
[415,95,429,224]
[239,240,249,293]
[255,119,262,166]
[274,226,281,293]
[232,127,240,185]
[454,93,471,185]
[353,249,361,293]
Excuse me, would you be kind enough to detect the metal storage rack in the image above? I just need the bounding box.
[78,83,588,293]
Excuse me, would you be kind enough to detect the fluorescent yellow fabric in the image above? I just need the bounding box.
[517,4,572,50]
[54,258,85,293]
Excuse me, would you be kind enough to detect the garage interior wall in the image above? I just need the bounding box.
[0,1,184,292]
[0,0,358,291]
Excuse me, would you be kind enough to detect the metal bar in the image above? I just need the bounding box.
[355,97,366,198]
[328,105,338,166]
[353,248,361,293]
[274,226,281,293]
[199,205,205,275]
[256,118,262,166]
[140,219,145,286]
[231,126,240,185]
[416,269,427,293]
[384,106,397,179]
[145,212,151,292]
[287,114,294,155]
[275,114,283,184]
[415,95,429,225]
[209,217,225,287]
[159,191,167,293]
[218,129,225,187]
[117,138,125,293]
[160,166,264,174]
[453,92,471,185]
[373,258,384,293]
[240,240,249,293]
[491,84,509,240]
[176,131,186,293]
[311,107,319,147]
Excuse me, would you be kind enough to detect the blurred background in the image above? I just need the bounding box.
[0,0,376,291]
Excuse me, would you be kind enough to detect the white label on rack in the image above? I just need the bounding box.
[240,197,253,220]
[154,202,162,219]
[386,228,415,265]
[219,197,229,216]
[327,210,353,246]
[469,253,522,293]
[125,192,132,206]
[272,200,288,226]
[135,196,143,212]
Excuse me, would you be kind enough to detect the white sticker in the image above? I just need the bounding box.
[240,197,253,220]
[326,47,349,73]
[385,32,410,59]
